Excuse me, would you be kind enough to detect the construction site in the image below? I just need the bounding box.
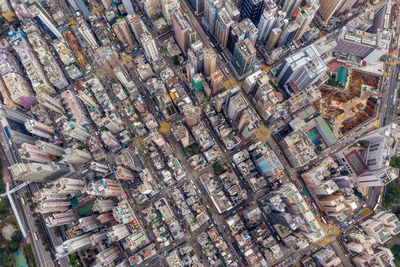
[316,69,380,138]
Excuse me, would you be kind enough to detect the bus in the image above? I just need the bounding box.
[33,232,39,241]
[21,198,25,205]
[303,188,310,196]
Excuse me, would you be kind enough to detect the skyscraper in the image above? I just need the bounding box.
[231,38,256,76]
[204,49,217,76]
[210,70,224,94]
[214,8,233,48]
[240,0,264,24]
[0,48,36,109]
[318,0,344,24]
[257,7,277,44]
[277,21,300,47]
[183,105,202,128]
[265,28,282,50]
[113,18,134,47]
[279,0,301,19]
[93,199,115,213]
[64,148,92,164]
[172,9,197,54]
[188,0,204,15]
[141,32,159,61]
[277,44,327,96]
[11,162,70,182]
[294,0,320,41]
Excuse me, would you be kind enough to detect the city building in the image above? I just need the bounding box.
[93,199,115,213]
[227,91,248,121]
[313,248,341,267]
[0,48,36,109]
[231,38,256,76]
[10,162,70,182]
[240,0,264,24]
[204,49,217,76]
[257,7,277,44]
[183,105,202,128]
[214,8,233,48]
[172,9,197,54]
[210,70,224,94]
[334,124,399,187]
[64,148,92,164]
[318,0,345,24]
[265,27,282,51]
[115,166,135,180]
[277,44,327,96]
[141,32,159,61]
[113,18,134,47]
[361,211,400,244]
[36,93,65,114]
[55,234,91,259]
[45,210,78,227]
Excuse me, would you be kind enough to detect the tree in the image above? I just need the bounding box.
[8,230,23,253]
[212,161,226,175]
[173,55,180,66]
[391,245,400,262]
[390,156,400,169]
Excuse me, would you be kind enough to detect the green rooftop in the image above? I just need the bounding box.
[316,116,338,145]
[337,67,348,85]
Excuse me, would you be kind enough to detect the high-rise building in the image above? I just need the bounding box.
[107,224,131,242]
[63,121,90,142]
[76,16,99,48]
[19,143,51,161]
[265,27,282,50]
[24,119,55,140]
[93,199,115,213]
[228,22,246,53]
[210,70,224,94]
[192,73,204,92]
[257,7,277,44]
[50,178,86,194]
[11,162,70,182]
[214,8,233,48]
[101,131,121,148]
[144,0,161,18]
[90,162,109,173]
[55,233,91,259]
[113,18,134,47]
[95,246,121,266]
[183,105,202,128]
[0,48,36,109]
[89,178,123,198]
[115,166,135,180]
[334,124,399,187]
[64,148,92,164]
[279,0,301,19]
[204,0,223,34]
[227,92,248,121]
[361,211,400,244]
[45,210,78,227]
[242,18,258,45]
[19,143,52,163]
[278,21,300,47]
[36,140,65,157]
[97,212,115,223]
[188,0,204,15]
[313,248,341,267]
[231,38,256,76]
[318,0,344,24]
[0,105,35,145]
[36,93,65,114]
[28,4,62,39]
[161,0,180,24]
[204,49,217,76]
[126,14,146,41]
[294,0,320,41]
[141,32,159,61]
[277,44,327,96]
[172,9,197,54]
[237,109,258,139]
[24,22,69,89]
[79,215,101,232]
[240,0,264,24]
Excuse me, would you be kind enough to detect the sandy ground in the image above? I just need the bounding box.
[2,224,16,240]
